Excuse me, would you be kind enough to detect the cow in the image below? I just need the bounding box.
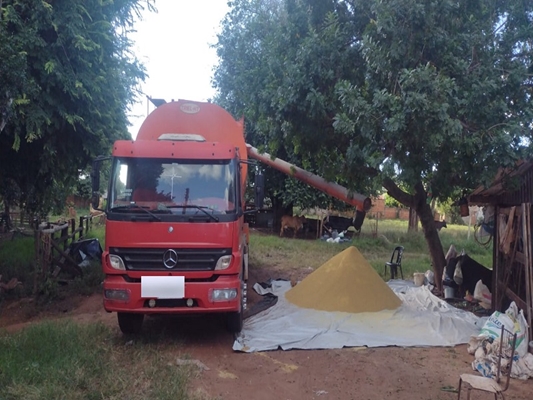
[323,211,366,238]
[443,254,492,298]
[435,220,447,231]
[280,215,307,238]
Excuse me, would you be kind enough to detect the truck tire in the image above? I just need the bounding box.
[226,309,243,333]
[117,312,144,334]
[226,278,246,333]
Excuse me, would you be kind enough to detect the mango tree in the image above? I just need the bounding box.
[214,0,533,291]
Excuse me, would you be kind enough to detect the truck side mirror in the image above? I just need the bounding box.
[91,156,109,211]
[254,173,264,209]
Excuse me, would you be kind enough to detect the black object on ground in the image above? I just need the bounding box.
[68,238,103,265]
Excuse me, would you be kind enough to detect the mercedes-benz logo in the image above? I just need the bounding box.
[163,249,178,269]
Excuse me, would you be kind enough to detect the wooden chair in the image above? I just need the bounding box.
[457,325,517,400]
[384,246,404,279]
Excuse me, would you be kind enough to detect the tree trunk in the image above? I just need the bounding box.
[408,207,418,232]
[415,201,445,293]
[383,178,445,293]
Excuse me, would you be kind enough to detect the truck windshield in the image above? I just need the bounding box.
[108,158,237,215]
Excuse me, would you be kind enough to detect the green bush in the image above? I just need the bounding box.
[0,237,35,297]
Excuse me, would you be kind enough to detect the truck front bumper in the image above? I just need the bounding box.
[103,274,241,314]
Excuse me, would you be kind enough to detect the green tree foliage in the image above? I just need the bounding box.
[214,0,533,289]
[0,0,154,215]
[213,0,372,213]
[384,194,401,209]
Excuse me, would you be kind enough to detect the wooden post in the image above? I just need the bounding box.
[69,218,75,240]
[467,207,472,241]
[492,205,500,312]
[60,223,67,252]
[40,231,51,288]
[501,212,521,311]
[33,228,40,295]
[78,216,83,239]
[371,214,379,238]
[523,203,533,341]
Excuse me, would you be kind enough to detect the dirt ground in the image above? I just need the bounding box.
[1,265,532,400]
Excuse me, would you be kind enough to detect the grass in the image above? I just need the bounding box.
[0,321,204,400]
[250,219,493,280]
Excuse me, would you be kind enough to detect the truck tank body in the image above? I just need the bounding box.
[137,100,248,188]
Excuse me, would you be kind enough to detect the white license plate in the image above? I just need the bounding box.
[141,276,185,299]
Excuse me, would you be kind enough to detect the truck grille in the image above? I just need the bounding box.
[109,247,232,271]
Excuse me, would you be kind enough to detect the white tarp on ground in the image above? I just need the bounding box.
[233,280,483,352]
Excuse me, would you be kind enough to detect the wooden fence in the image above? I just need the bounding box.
[34,215,94,293]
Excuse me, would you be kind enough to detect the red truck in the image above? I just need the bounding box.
[91,99,371,335]
[91,100,251,334]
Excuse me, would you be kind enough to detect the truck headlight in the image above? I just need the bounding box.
[104,289,130,301]
[109,254,126,270]
[214,255,232,270]
[209,288,238,302]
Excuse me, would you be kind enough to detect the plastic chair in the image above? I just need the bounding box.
[384,246,404,279]
[457,325,517,400]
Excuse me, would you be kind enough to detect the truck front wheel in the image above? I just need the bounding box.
[117,312,144,334]
[226,309,243,333]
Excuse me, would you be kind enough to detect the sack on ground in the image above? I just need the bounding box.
[473,279,492,306]
[506,302,529,358]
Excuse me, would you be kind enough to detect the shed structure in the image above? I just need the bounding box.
[469,160,533,341]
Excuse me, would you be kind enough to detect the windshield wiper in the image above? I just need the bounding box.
[109,203,162,221]
[163,205,219,222]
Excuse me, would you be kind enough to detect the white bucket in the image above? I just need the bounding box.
[444,286,455,299]
[413,273,425,287]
